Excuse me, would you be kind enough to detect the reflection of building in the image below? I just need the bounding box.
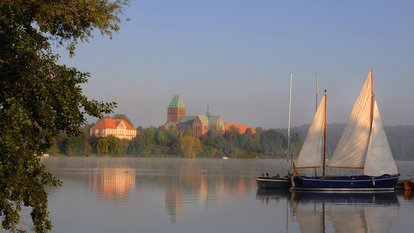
[165,178,183,223]
[198,173,208,208]
[163,95,255,136]
[90,118,137,140]
[90,168,135,199]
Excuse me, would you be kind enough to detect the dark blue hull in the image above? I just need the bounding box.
[293,174,399,192]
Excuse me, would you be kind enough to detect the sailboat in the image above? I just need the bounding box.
[256,73,294,189]
[292,68,399,191]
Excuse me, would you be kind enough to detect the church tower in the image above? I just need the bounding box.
[167,95,186,122]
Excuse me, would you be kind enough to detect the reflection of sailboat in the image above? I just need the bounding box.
[293,192,399,233]
[256,189,292,201]
[293,191,399,204]
[256,189,292,233]
[293,68,399,191]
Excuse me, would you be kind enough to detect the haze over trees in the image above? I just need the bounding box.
[53,123,302,159]
[0,1,128,232]
[54,121,414,160]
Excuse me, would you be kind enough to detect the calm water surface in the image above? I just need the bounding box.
[40,157,414,233]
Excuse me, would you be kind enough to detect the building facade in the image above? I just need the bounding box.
[90,118,137,140]
[167,95,186,122]
[163,95,254,137]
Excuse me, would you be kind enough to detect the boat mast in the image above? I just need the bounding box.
[288,72,293,167]
[315,73,319,112]
[369,67,374,129]
[322,90,327,178]
[314,73,319,177]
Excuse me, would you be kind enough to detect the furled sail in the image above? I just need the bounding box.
[364,101,398,176]
[295,95,326,168]
[328,70,373,169]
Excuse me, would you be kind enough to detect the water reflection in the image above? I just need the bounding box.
[294,192,399,233]
[41,158,414,233]
[162,169,256,222]
[89,168,135,199]
[164,177,183,223]
[257,190,400,233]
[402,190,413,200]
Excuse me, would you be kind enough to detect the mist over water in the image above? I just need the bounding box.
[40,157,414,233]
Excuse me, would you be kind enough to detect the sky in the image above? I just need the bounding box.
[58,0,414,129]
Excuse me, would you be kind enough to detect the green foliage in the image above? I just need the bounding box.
[126,127,180,156]
[113,114,132,125]
[0,1,128,232]
[107,136,127,155]
[180,135,202,158]
[50,125,307,160]
[53,124,414,160]
[61,132,91,156]
[258,129,286,157]
[130,127,156,155]
[97,137,110,154]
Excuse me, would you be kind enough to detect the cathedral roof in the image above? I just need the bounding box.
[207,115,222,125]
[197,115,209,124]
[179,116,196,125]
[168,95,185,108]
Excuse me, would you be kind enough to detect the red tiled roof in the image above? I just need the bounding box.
[91,118,136,130]
[224,123,256,134]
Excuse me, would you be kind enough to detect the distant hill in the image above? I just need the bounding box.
[282,124,414,160]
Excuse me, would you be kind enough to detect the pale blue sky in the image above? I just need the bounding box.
[59,0,414,128]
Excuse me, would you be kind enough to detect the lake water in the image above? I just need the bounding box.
[39,157,414,233]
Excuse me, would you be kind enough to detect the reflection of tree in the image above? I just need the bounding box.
[90,168,135,199]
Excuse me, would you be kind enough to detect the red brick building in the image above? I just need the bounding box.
[163,95,255,137]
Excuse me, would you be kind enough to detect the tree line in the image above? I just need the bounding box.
[50,122,414,160]
[50,125,303,159]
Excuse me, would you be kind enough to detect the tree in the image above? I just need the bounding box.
[259,129,285,157]
[97,137,110,154]
[0,1,128,232]
[180,135,202,158]
[107,135,126,155]
[127,127,156,156]
[60,132,91,156]
[113,113,132,125]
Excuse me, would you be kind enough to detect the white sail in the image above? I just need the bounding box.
[328,70,373,169]
[364,101,398,176]
[295,96,326,169]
